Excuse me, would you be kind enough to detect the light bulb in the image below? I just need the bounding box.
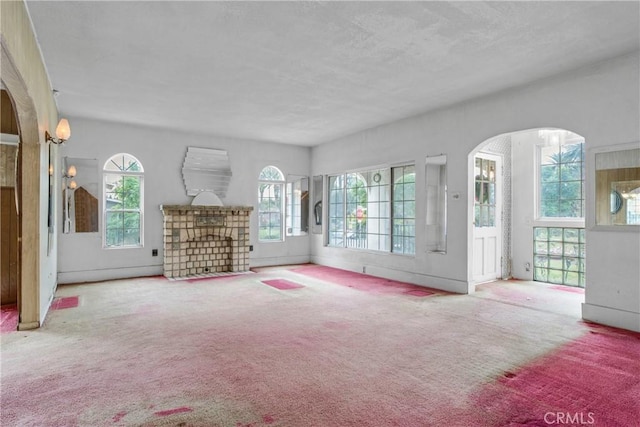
[55,119,71,141]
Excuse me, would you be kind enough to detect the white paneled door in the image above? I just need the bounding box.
[472,153,502,283]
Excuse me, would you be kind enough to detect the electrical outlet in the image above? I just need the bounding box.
[249,245,254,252]
[152,249,158,256]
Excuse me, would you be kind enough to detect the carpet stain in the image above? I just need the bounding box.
[472,324,640,426]
[262,414,276,424]
[154,406,193,417]
[261,279,304,290]
[0,269,625,426]
[112,411,127,422]
[51,296,79,310]
[0,304,18,333]
[550,285,585,294]
[292,265,438,297]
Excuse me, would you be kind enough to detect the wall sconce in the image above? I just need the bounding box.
[64,165,77,179]
[63,165,78,190]
[46,118,71,144]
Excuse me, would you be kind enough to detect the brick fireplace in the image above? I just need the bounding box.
[160,205,252,278]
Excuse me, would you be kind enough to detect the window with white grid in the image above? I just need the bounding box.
[258,166,284,242]
[327,165,414,254]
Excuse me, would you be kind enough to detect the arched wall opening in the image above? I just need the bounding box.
[1,43,44,330]
[468,127,587,296]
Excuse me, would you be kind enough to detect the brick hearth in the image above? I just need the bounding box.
[160,205,252,278]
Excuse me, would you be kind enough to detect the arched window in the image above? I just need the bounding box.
[258,166,284,241]
[103,153,144,247]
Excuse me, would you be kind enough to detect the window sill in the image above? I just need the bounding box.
[591,224,640,232]
[533,218,585,228]
[103,245,144,250]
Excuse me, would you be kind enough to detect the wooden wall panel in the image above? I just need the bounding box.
[1,187,19,305]
[1,90,19,135]
[74,187,99,232]
[0,145,18,187]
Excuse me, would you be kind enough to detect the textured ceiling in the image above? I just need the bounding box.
[26,1,640,146]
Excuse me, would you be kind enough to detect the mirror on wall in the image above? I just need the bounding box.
[426,155,447,253]
[286,175,309,236]
[62,157,99,233]
[48,144,54,253]
[595,148,640,226]
[312,175,323,234]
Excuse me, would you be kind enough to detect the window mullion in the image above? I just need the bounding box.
[342,174,347,248]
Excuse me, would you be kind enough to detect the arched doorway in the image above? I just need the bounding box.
[468,128,587,292]
[1,43,43,330]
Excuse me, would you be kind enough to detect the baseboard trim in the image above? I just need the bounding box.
[57,265,163,285]
[249,255,311,268]
[582,303,640,333]
[310,256,470,294]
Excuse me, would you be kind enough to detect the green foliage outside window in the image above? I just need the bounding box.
[104,154,143,247]
[393,167,415,254]
[533,227,585,287]
[105,175,142,246]
[258,166,284,241]
[328,166,415,254]
[540,142,584,218]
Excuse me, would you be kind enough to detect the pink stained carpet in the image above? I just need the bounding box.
[469,324,640,427]
[261,279,304,290]
[153,406,193,417]
[1,271,638,426]
[550,285,585,294]
[51,296,79,310]
[291,264,437,297]
[0,304,18,333]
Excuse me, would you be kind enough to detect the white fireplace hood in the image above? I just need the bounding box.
[191,191,223,207]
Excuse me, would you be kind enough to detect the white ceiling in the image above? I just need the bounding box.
[26,1,639,146]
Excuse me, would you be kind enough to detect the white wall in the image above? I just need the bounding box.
[57,118,311,283]
[510,132,537,281]
[311,52,640,331]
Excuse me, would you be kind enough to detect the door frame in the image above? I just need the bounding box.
[467,150,503,291]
